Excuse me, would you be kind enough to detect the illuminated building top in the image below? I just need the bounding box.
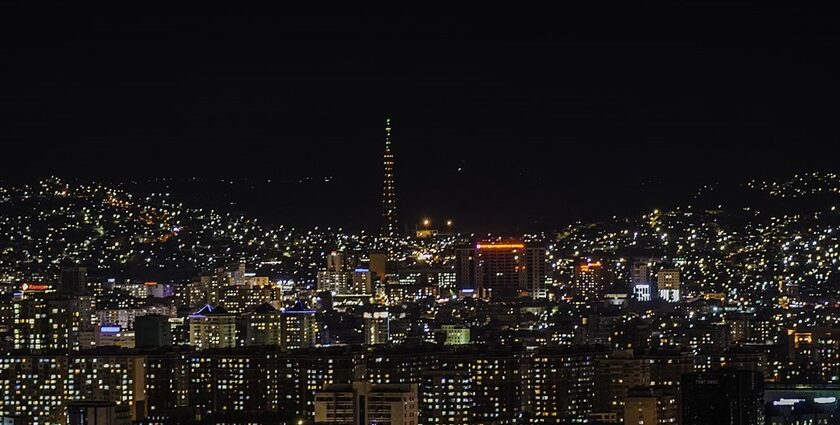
[475,242,525,250]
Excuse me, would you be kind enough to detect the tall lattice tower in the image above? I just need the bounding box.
[382,118,398,238]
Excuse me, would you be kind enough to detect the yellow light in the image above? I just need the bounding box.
[423,219,430,226]
[476,243,525,250]
[446,220,453,226]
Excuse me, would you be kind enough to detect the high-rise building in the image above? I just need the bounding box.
[0,354,67,423]
[281,300,317,350]
[623,386,679,425]
[134,314,172,348]
[317,270,350,294]
[145,282,175,298]
[455,242,546,300]
[66,353,148,421]
[243,303,283,346]
[526,347,604,423]
[475,242,525,299]
[199,267,230,306]
[573,259,609,299]
[646,349,695,387]
[314,381,418,425]
[144,351,191,417]
[788,327,840,382]
[352,268,373,295]
[657,268,681,302]
[60,266,88,293]
[369,251,388,283]
[363,311,390,345]
[467,349,524,424]
[523,245,548,299]
[188,304,236,350]
[382,118,398,239]
[182,348,294,419]
[681,370,764,425]
[0,295,12,351]
[359,346,442,386]
[421,369,474,424]
[437,271,457,295]
[454,246,477,295]
[593,349,651,422]
[317,251,352,294]
[13,291,83,351]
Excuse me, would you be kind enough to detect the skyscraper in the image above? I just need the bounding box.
[455,245,477,295]
[421,369,474,423]
[522,245,548,299]
[13,291,84,351]
[573,259,609,299]
[526,347,603,422]
[317,251,351,294]
[475,242,525,300]
[369,251,388,283]
[455,242,546,300]
[352,268,373,295]
[681,370,764,425]
[135,314,172,348]
[188,304,236,350]
[363,311,390,345]
[243,303,282,346]
[623,386,679,425]
[593,349,651,422]
[60,266,87,294]
[381,118,398,239]
[281,300,317,350]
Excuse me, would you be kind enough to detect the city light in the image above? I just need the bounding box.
[0,8,833,425]
[475,243,525,250]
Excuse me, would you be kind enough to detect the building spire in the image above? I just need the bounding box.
[382,118,397,239]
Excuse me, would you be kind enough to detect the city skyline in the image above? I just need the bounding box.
[4,5,840,425]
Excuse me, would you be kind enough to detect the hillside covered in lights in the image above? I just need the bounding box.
[3,173,840,307]
[551,172,840,306]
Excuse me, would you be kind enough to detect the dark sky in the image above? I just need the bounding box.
[2,4,839,232]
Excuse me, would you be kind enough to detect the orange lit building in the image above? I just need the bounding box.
[455,241,547,300]
[572,259,610,299]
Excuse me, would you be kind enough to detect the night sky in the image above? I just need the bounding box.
[2,5,839,232]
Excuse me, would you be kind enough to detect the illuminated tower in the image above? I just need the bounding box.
[475,241,526,300]
[382,118,398,238]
